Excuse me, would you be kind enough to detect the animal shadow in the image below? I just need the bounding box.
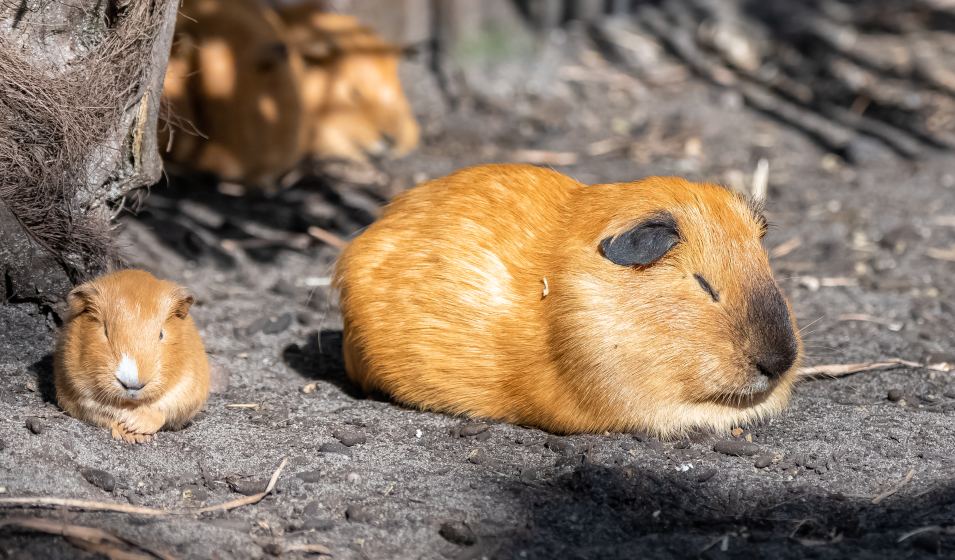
[28,354,57,404]
[283,330,369,400]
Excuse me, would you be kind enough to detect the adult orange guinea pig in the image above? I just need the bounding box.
[54,270,210,443]
[335,164,802,436]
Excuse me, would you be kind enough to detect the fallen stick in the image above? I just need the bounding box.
[285,544,334,555]
[926,247,955,262]
[194,457,287,513]
[799,358,922,378]
[307,226,349,251]
[872,469,915,505]
[898,525,943,543]
[0,516,178,560]
[508,149,579,166]
[838,313,903,331]
[0,458,288,516]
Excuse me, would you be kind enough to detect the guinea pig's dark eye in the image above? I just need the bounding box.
[103,324,108,340]
[695,274,720,303]
[159,329,164,341]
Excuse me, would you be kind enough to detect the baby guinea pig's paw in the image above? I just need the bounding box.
[111,408,166,444]
[109,421,150,444]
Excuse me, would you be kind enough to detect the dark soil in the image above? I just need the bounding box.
[2,23,955,560]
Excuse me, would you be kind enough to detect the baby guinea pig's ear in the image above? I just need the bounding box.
[169,286,195,320]
[600,212,680,267]
[65,282,100,321]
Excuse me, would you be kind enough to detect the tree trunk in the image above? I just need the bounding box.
[0,0,178,310]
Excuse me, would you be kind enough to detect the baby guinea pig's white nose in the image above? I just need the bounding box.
[115,353,146,391]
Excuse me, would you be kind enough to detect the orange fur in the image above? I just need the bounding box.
[54,270,210,443]
[276,5,420,161]
[335,165,803,437]
[159,0,304,188]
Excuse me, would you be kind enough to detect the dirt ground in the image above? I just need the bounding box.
[3,23,955,560]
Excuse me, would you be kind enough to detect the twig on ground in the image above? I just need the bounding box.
[799,358,922,379]
[770,236,801,259]
[194,457,287,514]
[0,516,178,560]
[0,458,288,517]
[284,544,333,555]
[307,226,349,250]
[838,313,903,331]
[872,469,915,505]
[926,247,955,262]
[898,525,942,542]
[508,149,579,166]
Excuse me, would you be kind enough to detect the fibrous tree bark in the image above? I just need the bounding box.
[0,0,178,309]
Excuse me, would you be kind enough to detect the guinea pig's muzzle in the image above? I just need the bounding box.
[745,283,800,386]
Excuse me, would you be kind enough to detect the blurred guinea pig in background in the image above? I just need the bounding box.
[336,164,802,437]
[159,0,304,189]
[277,4,420,164]
[159,0,419,191]
[54,270,210,444]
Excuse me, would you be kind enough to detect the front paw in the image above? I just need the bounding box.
[113,408,165,443]
[109,421,150,444]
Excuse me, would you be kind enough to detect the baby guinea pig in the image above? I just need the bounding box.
[54,270,210,443]
[335,164,802,437]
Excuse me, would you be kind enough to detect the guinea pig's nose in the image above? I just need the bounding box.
[749,284,799,380]
[119,379,147,391]
[115,354,145,390]
[755,352,796,380]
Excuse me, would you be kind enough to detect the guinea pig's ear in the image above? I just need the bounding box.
[65,283,100,321]
[601,213,680,267]
[169,287,195,320]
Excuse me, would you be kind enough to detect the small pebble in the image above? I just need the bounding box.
[439,521,476,546]
[297,312,314,326]
[345,504,371,523]
[459,422,489,437]
[468,449,487,464]
[0,438,6,452]
[346,472,362,485]
[697,469,718,482]
[713,441,760,456]
[127,494,142,506]
[545,436,575,456]
[296,469,322,483]
[228,478,268,496]
[261,543,283,557]
[632,431,649,442]
[25,417,43,435]
[182,485,208,502]
[887,389,904,402]
[245,317,270,336]
[80,468,115,493]
[318,442,351,456]
[754,455,774,469]
[271,279,297,297]
[262,313,293,335]
[334,428,367,447]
